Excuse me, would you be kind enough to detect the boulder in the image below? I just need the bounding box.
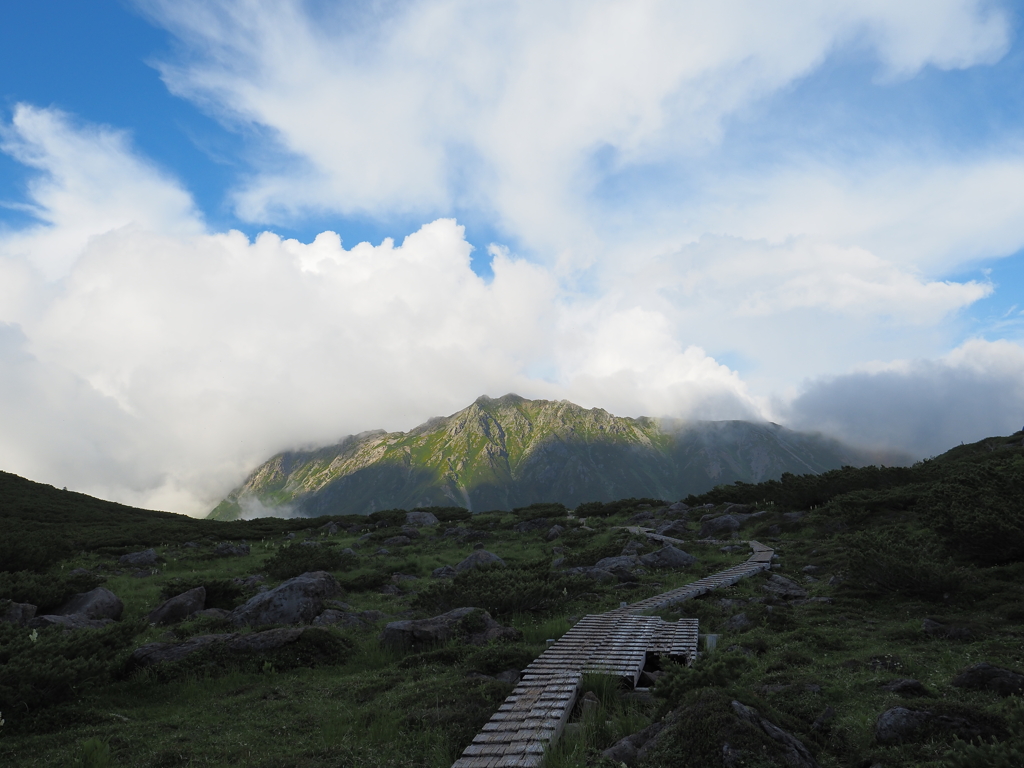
[630,510,655,522]
[923,618,971,640]
[601,722,666,766]
[399,526,421,539]
[56,587,124,621]
[229,571,340,627]
[667,501,688,512]
[725,613,752,632]
[379,607,521,650]
[594,555,640,582]
[455,550,505,572]
[320,522,339,535]
[698,515,742,539]
[405,510,440,526]
[432,565,457,579]
[731,701,820,768]
[382,535,411,547]
[882,679,931,697]
[194,608,230,620]
[27,614,114,630]
[655,520,689,539]
[951,662,1024,697]
[761,574,808,600]
[640,546,696,570]
[1,601,37,626]
[566,566,617,584]
[148,587,206,626]
[545,525,565,541]
[513,518,549,534]
[119,548,158,567]
[214,542,250,557]
[128,627,322,669]
[782,511,806,524]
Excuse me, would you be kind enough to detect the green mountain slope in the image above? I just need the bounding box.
[209,394,882,520]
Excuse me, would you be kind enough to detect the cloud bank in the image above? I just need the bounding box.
[2,2,1024,514]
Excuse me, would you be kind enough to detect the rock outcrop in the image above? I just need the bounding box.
[229,571,339,627]
[379,607,522,650]
[148,587,206,626]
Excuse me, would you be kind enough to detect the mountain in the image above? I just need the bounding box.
[209,394,885,520]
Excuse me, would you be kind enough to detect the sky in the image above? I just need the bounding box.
[2,0,1024,516]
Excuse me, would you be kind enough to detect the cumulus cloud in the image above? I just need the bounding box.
[786,339,1024,458]
[137,0,1012,262]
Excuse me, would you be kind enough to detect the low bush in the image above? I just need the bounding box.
[0,619,143,727]
[575,498,665,518]
[841,527,964,599]
[263,543,355,580]
[338,570,391,593]
[367,509,406,528]
[654,652,751,711]
[413,562,592,616]
[512,502,567,520]
[417,506,472,523]
[0,570,104,613]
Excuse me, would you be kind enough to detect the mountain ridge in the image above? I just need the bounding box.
[209,394,888,520]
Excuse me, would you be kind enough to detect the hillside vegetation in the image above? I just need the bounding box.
[210,394,877,520]
[0,431,1021,767]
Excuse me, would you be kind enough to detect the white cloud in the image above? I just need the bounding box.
[0,105,201,279]
[786,338,1024,458]
[137,0,1012,263]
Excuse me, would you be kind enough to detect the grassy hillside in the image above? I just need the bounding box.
[1,431,1022,767]
[210,394,874,519]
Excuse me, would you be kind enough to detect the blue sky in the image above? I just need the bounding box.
[2,1,1024,513]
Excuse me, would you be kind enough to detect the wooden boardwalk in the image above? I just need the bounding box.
[450,539,773,768]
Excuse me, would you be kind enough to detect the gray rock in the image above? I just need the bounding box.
[229,570,340,627]
[320,522,339,535]
[405,510,440,526]
[720,545,745,553]
[923,618,971,640]
[667,502,688,512]
[27,614,114,630]
[148,587,206,626]
[379,584,402,595]
[455,550,505,572]
[782,511,806,523]
[545,525,565,541]
[340,548,356,556]
[595,554,640,571]
[812,706,836,732]
[432,565,457,579]
[232,574,266,589]
[698,514,742,538]
[566,566,616,584]
[182,542,199,549]
[214,542,250,557]
[314,609,368,628]
[761,574,809,600]
[725,612,752,632]
[655,520,689,539]
[382,535,411,547]
[882,679,931,697]
[1,601,37,626]
[732,701,820,767]
[875,707,934,744]
[379,607,521,650]
[952,662,1024,697]
[513,518,549,534]
[640,545,696,570]
[443,527,469,538]
[630,510,655,522]
[128,627,321,669]
[801,565,820,574]
[119,548,158,567]
[56,587,124,621]
[495,669,521,685]
[601,721,666,766]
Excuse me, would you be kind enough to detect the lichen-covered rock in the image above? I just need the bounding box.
[405,510,439,526]
[761,574,809,600]
[148,587,206,626]
[379,607,521,650]
[952,662,1024,697]
[455,550,505,572]
[640,545,696,570]
[229,570,340,627]
[119,549,158,567]
[1,601,37,626]
[56,587,124,621]
[545,525,565,541]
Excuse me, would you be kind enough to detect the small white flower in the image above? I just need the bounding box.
[29,629,38,643]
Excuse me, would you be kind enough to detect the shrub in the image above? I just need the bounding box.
[654,653,751,711]
[413,562,592,616]
[338,570,391,593]
[841,527,964,599]
[0,534,73,574]
[919,458,1024,565]
[0,570,104,613]
[463,643,537,676]
[0,619,143,726]
[575,498,665,518]
[264,543,355,580]
[511,502,567,521]
[943,698,1024,767]
[367,509,406,528]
